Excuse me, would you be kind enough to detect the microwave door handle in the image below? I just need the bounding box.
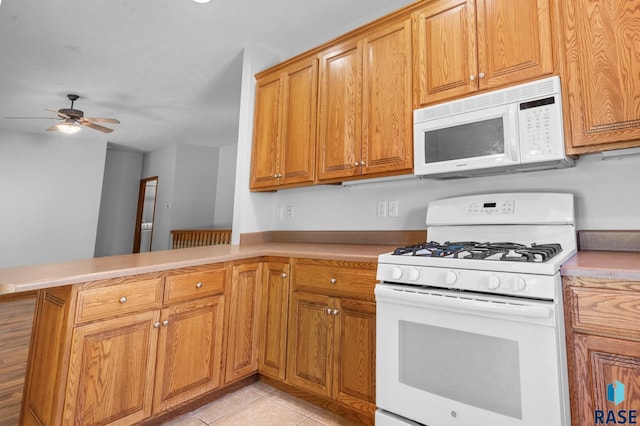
[508,105,519,162]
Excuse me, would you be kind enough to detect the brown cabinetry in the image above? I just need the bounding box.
[258,259,291,380]
[224,261,261,383]
[559,0,640,154]
[318,17,413,182]
[251,56,318,191]
[413,0,554,106]
[563,276,640,426]
[21,265,226,426]
[287,259,377,420]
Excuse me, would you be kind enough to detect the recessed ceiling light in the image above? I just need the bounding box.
[192,0,211,3]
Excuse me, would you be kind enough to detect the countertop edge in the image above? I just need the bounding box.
[561,250,640,281]
[0,243,396,295]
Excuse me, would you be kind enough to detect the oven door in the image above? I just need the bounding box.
[375,283,570,426]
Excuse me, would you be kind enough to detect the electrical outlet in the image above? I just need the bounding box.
[377,201,388,218]
[388,200,399,217]
[285,205,294,220]
[277,206,284,220]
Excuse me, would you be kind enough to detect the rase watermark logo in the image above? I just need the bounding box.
[595,380,637,424]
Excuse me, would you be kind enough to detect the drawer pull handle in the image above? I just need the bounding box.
[119,296,127,304]
[196,282,203,289]
[162,320,169,327]
[153,322,161,328]
[281,273,288,278]
[330,278,337,284]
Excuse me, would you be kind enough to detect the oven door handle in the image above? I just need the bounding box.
[376,286,553,319]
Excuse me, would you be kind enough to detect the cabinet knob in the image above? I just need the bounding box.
[153,322,161,328]
[281,273,288,278]
[119,296,127,304]
[469,74,475,81]
[327,308,332,315]
[330,278,337,284]
[162,320,169,326]
[332,309,339,315]
[360,160,366,166]
[354,161,360,167]
[196,282,203,289]
[478,72,485,79]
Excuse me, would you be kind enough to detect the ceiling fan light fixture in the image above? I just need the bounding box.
[57,119,82,134]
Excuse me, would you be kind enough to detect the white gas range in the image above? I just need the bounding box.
[375,193,576,426]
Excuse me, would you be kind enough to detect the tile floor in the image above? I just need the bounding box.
[163,381,362,426]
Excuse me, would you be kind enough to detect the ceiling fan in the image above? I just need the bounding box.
[5,94,120,134]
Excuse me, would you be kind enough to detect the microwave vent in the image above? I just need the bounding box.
[414,76,560,122]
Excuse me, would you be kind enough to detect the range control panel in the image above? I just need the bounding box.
[467,200,515,215]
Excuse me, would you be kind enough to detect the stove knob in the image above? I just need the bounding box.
[512,276,527,292]
[488,274,501,290]
[408,268,420,281]
[391,267,403,280]
[445,270,457,285]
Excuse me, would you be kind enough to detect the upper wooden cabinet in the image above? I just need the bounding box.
[250,56,318,191]
[559,0,640,154]
[317,17,413,182]
[413,0,554,106]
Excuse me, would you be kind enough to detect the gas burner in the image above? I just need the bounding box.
[392,241,563,263]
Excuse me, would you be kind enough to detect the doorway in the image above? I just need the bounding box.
[133,176,158,253]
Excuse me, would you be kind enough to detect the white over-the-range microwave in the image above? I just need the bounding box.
[413,76,574,179]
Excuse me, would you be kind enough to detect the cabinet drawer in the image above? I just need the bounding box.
[164,266,226,304]
[292,259,376,299]
[76,278,163,323]
[567,286,640,340]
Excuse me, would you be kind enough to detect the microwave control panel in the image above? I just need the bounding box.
[518,94,564,162]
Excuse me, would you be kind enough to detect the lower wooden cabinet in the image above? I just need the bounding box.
[21,265,226,426]
[286,258,377,419]
[564,276,640,426]
[258,259,291,380]
[224,261,261,383]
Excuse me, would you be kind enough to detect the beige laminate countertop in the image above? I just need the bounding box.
[561,250,640,281]
[0,242,397,295]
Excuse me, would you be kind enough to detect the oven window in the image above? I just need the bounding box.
[399,321,522,419]
[424,117,504,163]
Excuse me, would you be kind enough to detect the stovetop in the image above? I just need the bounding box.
[392,241,562,263]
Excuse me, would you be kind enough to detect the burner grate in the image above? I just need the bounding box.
[392,241,562,263]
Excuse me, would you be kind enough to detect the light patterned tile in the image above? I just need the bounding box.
[297,418,326,426]
[162,413,207,426]
[264,388,322,416]
[211,396,306,426]
[308,409,362,426]
[193,387,262,423]
[245,380,277,395]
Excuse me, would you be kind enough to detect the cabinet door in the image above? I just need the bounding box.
[569,333,640,426]
[287,291,334,397]
[280,59,318,186]
[333,298,376,415]
[476,0,553,91]
[413,0,477,105]
[250,72,282,189]
[258,261,290,380]
[362,18,413,176]
[64,310,160,426]
[318,41,363,181]
[225,262,261,383]
[561,0,640,153]
[153,295,225,412]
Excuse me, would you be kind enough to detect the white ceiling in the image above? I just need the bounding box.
[0,0,414,152]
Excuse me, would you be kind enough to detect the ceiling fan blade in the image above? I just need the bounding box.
[45,108,69,119]
[4,116,59,120]
[81,120,113,133]
[84,117,120,124]
[46,124,59,132]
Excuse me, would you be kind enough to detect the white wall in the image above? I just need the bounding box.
[94,147,143,257]
[214,144,237,228]
[269,153,640,232]
[172,143,219,230]
[0,130,107,267]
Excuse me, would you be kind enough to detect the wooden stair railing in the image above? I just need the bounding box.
[171,229,232,249]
